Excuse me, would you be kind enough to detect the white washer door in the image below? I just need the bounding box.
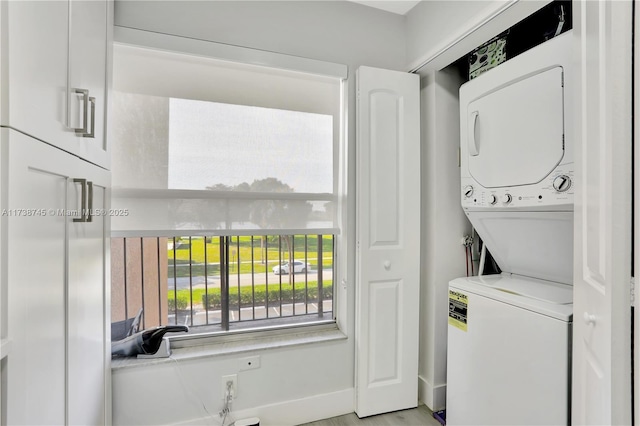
[467,66,565,188]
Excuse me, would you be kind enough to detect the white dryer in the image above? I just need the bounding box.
[460,30,574,285]
[446,31,574,426]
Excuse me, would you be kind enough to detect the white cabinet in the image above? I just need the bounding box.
[67,159,109,425]
[2,128,110,425]
[0,1,69,145]
[3,130,69,425]
[67,0,110,167]
[0,0,112,168]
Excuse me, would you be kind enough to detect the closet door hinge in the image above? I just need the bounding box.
[631,276,636,307]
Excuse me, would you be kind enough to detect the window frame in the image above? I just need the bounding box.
[110,26,349,341]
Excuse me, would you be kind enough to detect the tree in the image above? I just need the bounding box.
[200,178,312,274]
[247,178,312,279]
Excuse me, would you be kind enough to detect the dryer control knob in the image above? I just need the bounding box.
[553,175,572,192]
[502,194,512,204]
[463,185,474,198]
[489,194,497,205]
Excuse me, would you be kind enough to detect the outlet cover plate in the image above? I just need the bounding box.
[238,355,261,371]
[221,374,237,400]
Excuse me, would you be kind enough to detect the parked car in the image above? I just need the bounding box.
[272,261,311,275]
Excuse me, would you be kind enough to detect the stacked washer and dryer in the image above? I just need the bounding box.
[446,32,574,425]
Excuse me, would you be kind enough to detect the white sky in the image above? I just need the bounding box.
[168,98,333,193]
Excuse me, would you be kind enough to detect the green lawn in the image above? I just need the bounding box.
[167,235,334,277]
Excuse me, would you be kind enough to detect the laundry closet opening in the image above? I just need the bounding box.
[417,0,574,415]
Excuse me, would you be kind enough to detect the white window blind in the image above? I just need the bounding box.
[111,43,344,236]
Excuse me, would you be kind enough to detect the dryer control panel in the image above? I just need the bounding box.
[461,164,573,210]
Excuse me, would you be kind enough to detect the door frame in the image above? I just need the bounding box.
[411,0,634,421]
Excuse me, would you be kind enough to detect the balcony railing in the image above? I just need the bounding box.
[111,234,334,336]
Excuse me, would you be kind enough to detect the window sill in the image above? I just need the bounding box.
[111,323,347,371]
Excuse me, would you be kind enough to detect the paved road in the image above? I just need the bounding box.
[168,269,334,290]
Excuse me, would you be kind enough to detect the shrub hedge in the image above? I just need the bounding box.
[168,295,189,310]
[202,281,333,310]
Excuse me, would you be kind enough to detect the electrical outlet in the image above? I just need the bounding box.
[221,374,237,400]
[238,355,260,371]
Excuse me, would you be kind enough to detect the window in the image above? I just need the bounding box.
[109,40,345,337]
[111,234,334,335]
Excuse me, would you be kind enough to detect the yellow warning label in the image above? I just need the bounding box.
[448,290,468,332]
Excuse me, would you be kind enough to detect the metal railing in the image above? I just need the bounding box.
[111,234,335,334]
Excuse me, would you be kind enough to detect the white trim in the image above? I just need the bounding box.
[169,320,339,347]
[634,0,640,419]
[408,0,552,74]
[112,324,346,371]
[418,375,446,412]
[111,228,340,238]
[114,26,348,80]
[170,388,354,426]
[408,0,517,73]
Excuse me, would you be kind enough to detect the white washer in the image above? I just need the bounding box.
[447,275,572,426]
[447,31,574,426]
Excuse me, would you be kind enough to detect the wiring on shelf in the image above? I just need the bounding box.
[220,380,233,426]
[462,235,474,276]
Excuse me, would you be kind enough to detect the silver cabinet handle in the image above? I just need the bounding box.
[72,178,87,223]
[71,89,96,138]
[72,179,94,223]
[72,89,90,136]
[82,97,96,139]
[86,181,93,222]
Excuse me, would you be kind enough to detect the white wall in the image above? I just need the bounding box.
[112,341,354,426]
[115,1,406,71]
[419,67,471,411]
[111,1,406,424]
[405,0,508,71]
[405,0,552,72]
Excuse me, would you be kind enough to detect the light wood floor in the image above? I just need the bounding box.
[299,405,442,426]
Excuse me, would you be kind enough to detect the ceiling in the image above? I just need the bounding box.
[348,0,422,15]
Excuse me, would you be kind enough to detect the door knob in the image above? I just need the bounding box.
[383,261,391,270]
[583,312,596,325]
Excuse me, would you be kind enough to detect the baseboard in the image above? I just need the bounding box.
[418,375,446,412]
[172,388,355,426]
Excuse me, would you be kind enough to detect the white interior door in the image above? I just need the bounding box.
[355,66,420,417]
[573,1,633,424]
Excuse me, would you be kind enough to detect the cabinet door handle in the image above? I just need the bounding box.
[86,181,94,222]
[72,178,87,223]
[72,89,90,136]
[82,97,96,139]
